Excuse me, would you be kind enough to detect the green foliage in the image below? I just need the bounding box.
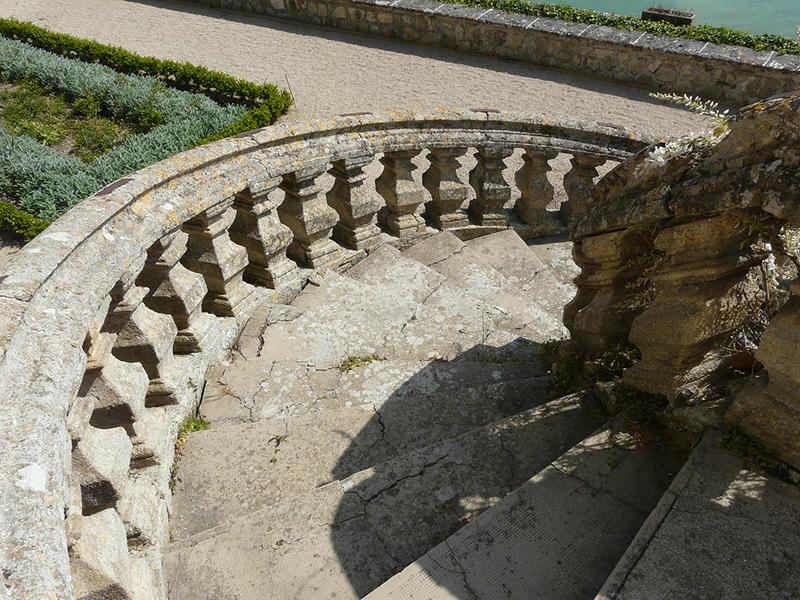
[0,18,292,119]
[541,339,640,396]
[0,198,50,240]
[339,354,385,372]
[0,22,292,235]
[437,0,800,55]
[722,427,796,482]
[0,81,131,162]
[0,36,245,129]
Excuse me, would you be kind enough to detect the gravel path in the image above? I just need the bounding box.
[0,0,705,137]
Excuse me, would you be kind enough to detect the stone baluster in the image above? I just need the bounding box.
[106,272,180,407]
[182,198,251,317]
[564,228,654,352]
[230,178,301,292]
[560,153,606,230]
[513,148,564,235]
[376,149,428,238]
[327,154,383,249]
[422,147,469,230]
[279,159,343,268]
[468,145,513,227]
[624,212,764,400]
[70,507,132,599]
[726,279,800,470]
[137,232,210,354]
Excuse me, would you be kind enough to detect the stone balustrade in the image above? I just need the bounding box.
[567,92,800,471]
[0,109,644,600]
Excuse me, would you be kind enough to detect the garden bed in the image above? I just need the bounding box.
[0,19,293,241]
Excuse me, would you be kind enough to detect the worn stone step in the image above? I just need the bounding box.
[343,240,561,362]
[464,229,572,320]
[597,431,800,600]
[202,358,548,424]
[365,420,686,600]
[346,243,447,304]
[248,263,556,371]
[171,375,554,539]
[165,394,603,600]
[528,236,580,289]
[413,233,565,337]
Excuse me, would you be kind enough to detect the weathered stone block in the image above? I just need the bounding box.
[73,426,132,514]
[71,508,131,600]
[468,145,513,227]
[279,160,344,268]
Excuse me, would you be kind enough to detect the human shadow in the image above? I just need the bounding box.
[322,339,617,598]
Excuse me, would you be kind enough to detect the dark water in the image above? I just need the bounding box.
[564,0,800,37]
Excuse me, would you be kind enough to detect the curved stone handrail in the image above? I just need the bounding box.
[566,92,800,469]
[0,109,647,599]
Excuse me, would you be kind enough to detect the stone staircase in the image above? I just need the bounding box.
[163,229,689,599]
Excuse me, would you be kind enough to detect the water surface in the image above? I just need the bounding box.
[563,0,800,37]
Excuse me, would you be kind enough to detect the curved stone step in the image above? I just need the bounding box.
[403,232,564,338]
[364,420,686,600]
[202,358,548,424]
[170,375,554,539]
[597,431,800,600]
[165,394,603,600]
[528,237,580,288]
[464,229,573,320]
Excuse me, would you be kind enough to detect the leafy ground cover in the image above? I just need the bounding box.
[0,81,133,162]
[0,20,292,241]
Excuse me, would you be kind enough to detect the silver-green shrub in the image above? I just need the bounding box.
[0,36,247,219]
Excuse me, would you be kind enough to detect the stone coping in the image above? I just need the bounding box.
[180,0,800,105]
[0,109,647,599]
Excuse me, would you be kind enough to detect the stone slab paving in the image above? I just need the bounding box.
[598,431,800,600]
[166,394,602,600]
[0,0,705,138]
[172,374,554,539]
[365,423,686,600]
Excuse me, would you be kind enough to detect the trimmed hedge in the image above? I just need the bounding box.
[0,18,293,132]
[441,0,800,55]
[0,199,50,241]
[0,36,245,128]
[0,20,293,239]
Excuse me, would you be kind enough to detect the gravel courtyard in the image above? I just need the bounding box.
[0,0,705,137]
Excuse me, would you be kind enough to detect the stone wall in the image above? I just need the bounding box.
[567,92,800,471]
[180,0,800,106]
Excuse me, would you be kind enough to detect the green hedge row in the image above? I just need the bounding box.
[0,18,293,132]
[441,0,800,55]
[0,36,245,129]
[0,199,50,241]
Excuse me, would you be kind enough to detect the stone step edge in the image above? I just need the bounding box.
[166,391,591,552]
[592,431,706,600]
[350,237,555,331]
[362,407,670,600]
[200,371,554,432]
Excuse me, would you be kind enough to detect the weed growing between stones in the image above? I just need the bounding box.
[540,339,640,397]
[722,427,799,484]
[170,415,210,490]
[338,354,385,373]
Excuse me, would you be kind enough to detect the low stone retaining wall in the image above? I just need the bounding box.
[181,0,800,106]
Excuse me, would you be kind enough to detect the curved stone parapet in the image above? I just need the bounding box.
[0,110,646,600]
